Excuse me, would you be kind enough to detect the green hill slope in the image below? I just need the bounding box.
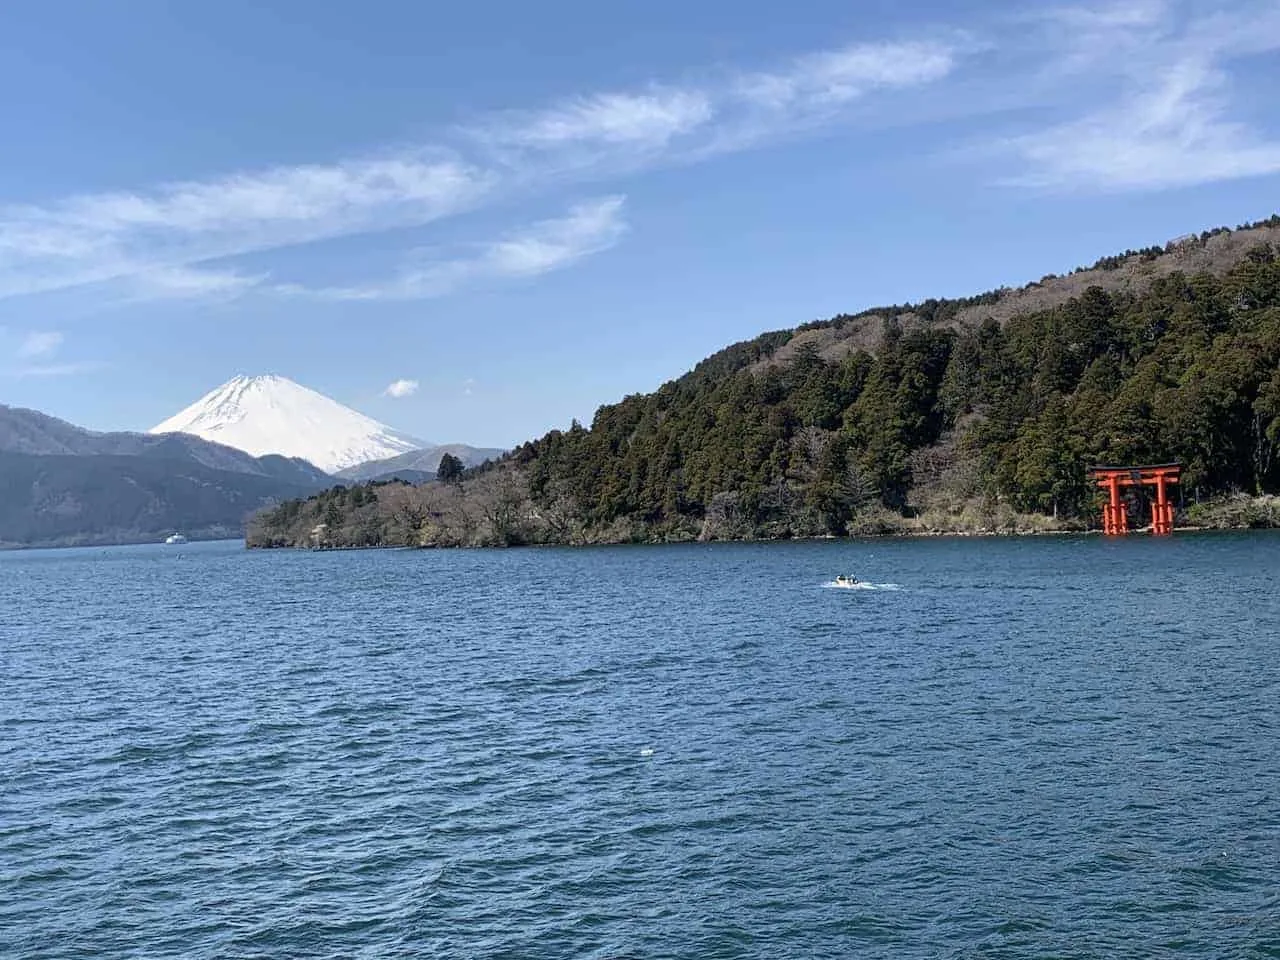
[0,406,334,547]
[0,451,325,548]
[248,215,1280,548]
[333,443,505,482]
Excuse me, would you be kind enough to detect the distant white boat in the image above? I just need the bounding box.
[164,533,188,545]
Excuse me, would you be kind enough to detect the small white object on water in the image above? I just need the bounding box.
[639,746,654,758]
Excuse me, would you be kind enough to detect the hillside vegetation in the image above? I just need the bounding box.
[0,452,325,548]
[0,406,332,547]
[248,215,1280,549]
[333,443,505,482]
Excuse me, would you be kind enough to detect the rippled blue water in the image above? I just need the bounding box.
[3,534,1279,958]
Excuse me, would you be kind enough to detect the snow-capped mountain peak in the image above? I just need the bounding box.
[150,374,425,473]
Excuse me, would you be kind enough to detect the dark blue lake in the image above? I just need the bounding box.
[3,534,1278,958]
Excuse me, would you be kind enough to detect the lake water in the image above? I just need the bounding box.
[2,534,1278,958]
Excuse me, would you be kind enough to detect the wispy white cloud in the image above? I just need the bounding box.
[490,89,714,149]
[2,7,1275,309]
[0,155,491,301]
[383,378,419,398]
[1056,0,1169,29]
[477,38,961,164]
[3,329,105,378]
[9,360,105,378]
[17,330,64,359]
[127,265,266,301]
[1008,60,1280,190]
[734,40,958,111]
[481,196,627,277]
[999,0,1280,191]
[0,35,963,307]
[283,195,627,301]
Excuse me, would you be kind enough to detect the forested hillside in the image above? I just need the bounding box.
[248,216,1280,549]
[0,405,334,547]
[0,452,325,548]
[334,443,505,482]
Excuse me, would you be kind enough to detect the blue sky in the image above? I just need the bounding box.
[1,0,1278,449]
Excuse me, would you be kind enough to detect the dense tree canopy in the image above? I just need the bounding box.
[250,226,1280,549]
[436,452,464,484]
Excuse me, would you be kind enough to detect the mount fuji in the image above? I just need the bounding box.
[150,375,425,474]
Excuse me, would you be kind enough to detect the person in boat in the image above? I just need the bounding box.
[834,575,859,586]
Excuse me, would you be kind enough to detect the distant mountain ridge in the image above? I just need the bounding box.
[0,404,331,486]
[0,451,324,548]
[335,443,505,483]
[151,374,424,473]
[0,405,331,547]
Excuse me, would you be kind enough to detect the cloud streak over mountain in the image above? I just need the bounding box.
[17,331,63,359]
[383,379,419,398]
[0,0,1277,308]
[278,196,627,302]
[998,0,1280,191]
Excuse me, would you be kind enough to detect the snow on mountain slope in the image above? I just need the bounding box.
[150,375,425,473]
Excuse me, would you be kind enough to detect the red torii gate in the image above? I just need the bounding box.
[1087,463,1181,535]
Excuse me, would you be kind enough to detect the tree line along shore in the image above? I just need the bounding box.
[248,217,1280,550]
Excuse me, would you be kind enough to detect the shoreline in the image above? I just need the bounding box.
[11,499,1265,553]
[245,520,1275,552]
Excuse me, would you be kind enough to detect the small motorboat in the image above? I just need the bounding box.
[164,533,188,545]
[833,575,860,588]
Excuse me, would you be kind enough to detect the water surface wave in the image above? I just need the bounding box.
[2,535,1278,957]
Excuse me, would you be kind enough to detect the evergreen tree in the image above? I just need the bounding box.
[249,218,1280,548]
[437,453,464,484]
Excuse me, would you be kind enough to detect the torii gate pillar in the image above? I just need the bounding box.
[1101,472,1127,535]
